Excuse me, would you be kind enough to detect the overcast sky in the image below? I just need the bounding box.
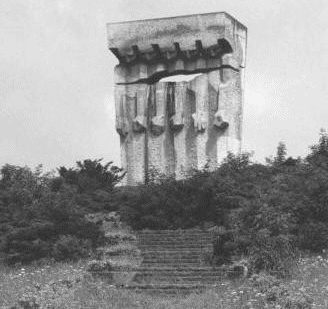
[1,0,328,171]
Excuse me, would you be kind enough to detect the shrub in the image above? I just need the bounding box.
[116,155,256,230]
[0,164,105,265]
[52,235,92,261]
[298,221,328,252]
[57,159,125,193]
[306,129,328,171]
[212,228,235,265]
[248,230,299,277]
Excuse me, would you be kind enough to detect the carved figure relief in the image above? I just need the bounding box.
[192,111,208,132]
[115,94,129,137]
[214,110,229,131]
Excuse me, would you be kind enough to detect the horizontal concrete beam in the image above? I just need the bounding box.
[107,12,247,68]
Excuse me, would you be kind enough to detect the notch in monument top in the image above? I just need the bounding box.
[174,42,182,53]
[109,48,125,63]
[173,42,186,58]
[217,39,233,54]
[132,45,141,58]
[195,40,203,52]
[123,45,141,64]
[151,44,162,58]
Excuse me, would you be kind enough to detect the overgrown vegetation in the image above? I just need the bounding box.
[0,159,124,264]
[113,131,328,276]
[1,131,328,280]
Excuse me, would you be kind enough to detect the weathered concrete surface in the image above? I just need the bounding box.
[108,12,247,84]
[107,12,247,185]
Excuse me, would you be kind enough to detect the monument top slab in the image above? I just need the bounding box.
[107,12,247,68]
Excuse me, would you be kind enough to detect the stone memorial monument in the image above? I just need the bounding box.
[107,12,247,185]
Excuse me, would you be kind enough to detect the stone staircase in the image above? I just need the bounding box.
[127,229,224,294]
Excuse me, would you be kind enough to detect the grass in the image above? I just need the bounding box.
[1,253,328,309]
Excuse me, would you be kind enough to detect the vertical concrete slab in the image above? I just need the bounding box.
[148,83,167,176]
[173,82,198,178]
[216,68,243,164]
[118,84,148,185]
[190,74,209,170]
[206,70,221,169]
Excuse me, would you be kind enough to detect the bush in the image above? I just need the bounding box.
[0,164,106,265]
[248,230,299,277]
[116,179,204,230]
[298,221,328,252]
[57,159,125,193]
[52,235,92,261]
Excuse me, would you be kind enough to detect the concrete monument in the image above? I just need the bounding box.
[107,12,247,185]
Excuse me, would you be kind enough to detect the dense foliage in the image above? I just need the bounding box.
[0,159,123,264]
[1,132,328,276]
[113,131,328,276]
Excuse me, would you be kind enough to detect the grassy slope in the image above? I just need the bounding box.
[1,254,328,309]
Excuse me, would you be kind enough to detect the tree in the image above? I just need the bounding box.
[58,159,125,193]
[0,164,105,264]
[306,129,328,170]
[266,142,287,166]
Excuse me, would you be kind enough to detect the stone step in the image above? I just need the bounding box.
[125,283,216,290]
[141,252,205,257]
[137,235,213,240]
[141,259,202,264]
[108,264,221,271]
[138,233,212,237]
[137,228,210,232]
[126,287,209,295]
[139,240,212,244]
[138,241,212,246]
[138,230,212,233]
[138,239,212,243]
[138,233,212,236]
[142,249,206,253]
[138,232,212,235]
[138,232,211,235]
[138,240,212,245]
[133,277,223,284]
[124,283,218,295]
[138,244,212,249]
[139,251,211,255]
[134,279,222,285]
[134,267,223,273]
[143,260,208,265]
[138,236,212,239]
[141,248,211,253]
[139,263,210,269]
[138,243,213,251]
[133,272,224,279]
[135,269,218,275]
[141,253,207,259]
[142,253,204,259]
[133,276,223,284]
[139,248,211,253]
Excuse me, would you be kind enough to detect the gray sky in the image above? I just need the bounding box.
[1,0,328,171]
